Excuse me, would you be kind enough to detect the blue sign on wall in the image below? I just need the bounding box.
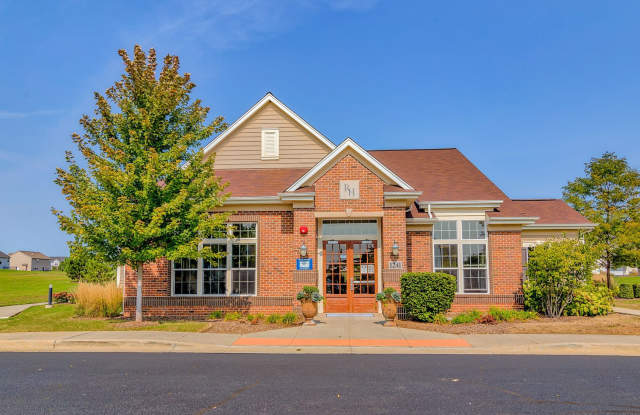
[296,258,313,271]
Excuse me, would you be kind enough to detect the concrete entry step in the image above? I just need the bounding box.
[325,313,375,317]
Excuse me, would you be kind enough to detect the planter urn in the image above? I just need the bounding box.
[301,300,318,325]
[382,302,398,325]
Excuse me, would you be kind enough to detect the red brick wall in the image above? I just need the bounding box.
[381,207,406,291]
[489,231,523,295]
[406,231,432,272]
[314,155,384,211]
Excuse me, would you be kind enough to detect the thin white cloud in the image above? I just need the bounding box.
[0,109,62,120]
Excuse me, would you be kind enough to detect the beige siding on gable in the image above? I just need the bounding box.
[209,102,332,169]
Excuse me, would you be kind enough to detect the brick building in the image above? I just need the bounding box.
[123,93,593,319]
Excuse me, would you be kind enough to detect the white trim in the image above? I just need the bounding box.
[488,216,539,225]
[277,192,315,201]
[405,218,438,224]
[522,223,596,230]
[202,92,335,156]
[383,191,422,200]
[419,200,503,209]
[286,138,414,191]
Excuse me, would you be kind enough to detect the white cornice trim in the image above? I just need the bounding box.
[286,138,414,192]
[406,218,438,224]
[488,216,539,225]
[383,191,423,200]
[202,92,335,156]
[523,223,596,230]
[277,192,315,201]
[419,200,503,209]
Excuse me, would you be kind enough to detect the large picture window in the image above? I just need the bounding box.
[433,220,489,293]
[172,222,257,296]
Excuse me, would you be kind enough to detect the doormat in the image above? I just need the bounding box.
[325,313,375,317]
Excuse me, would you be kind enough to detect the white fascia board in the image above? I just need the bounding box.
[224,196,284,205]
[488,217,539,225]
[286,138,414,192]
[419,200,503,209]
[523,223,596,230]
[277,192,315,201]
[406,218,438,224]
[202,93,335,157]
[383,191,423,200]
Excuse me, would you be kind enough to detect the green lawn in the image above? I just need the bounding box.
[0,269,77,306]
[0,304,208,333]
[614,276,640,286]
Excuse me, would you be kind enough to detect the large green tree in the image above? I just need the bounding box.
[53,45,228,321]
[563,152,640,288]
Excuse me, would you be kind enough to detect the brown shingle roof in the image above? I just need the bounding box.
[0,251,8,258]
[216,168,308,197]
[369,149,507,201]
[489,199,591,224]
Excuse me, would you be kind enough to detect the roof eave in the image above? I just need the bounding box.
[420,200,504,209]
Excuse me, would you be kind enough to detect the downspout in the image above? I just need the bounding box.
[427,203,432,219]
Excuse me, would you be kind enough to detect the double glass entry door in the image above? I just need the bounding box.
[324,240,378,313]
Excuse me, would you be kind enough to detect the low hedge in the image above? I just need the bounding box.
[618,283,635,299]
[400,272,456,322]
[634,284,640,298]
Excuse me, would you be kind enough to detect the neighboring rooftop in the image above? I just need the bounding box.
[10,251,51,260]
[0,251,8,258]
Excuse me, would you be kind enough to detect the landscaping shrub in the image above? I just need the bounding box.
[488,307,538,322]
[400,272,456,322]
[281,312,297,325]
[634,284,640,298]
[53,292,75,304]
[246,314,256,322]
[74,281,122,317]
[61,246,115,283]
[255,313,265,322]
[224,312,241,321]
[618,284,634,299]
[432,313,449,324]
[209,310,223,320]
[523,279,544,313]
[266,314,281,324]
[564,283,614,316]
[451,310,482,324]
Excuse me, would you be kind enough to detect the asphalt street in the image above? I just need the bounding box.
[1,353,639,414]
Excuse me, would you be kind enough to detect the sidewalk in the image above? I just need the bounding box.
[1,314,639,355]
[0,303,46,319]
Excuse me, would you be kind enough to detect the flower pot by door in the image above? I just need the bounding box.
[382,302,397,324]
[301,301,317,324]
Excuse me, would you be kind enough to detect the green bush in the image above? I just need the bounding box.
[618,284,634,299]
[523,279,544,313]
[634,284,640,298]
[451,310,482,324]
[488,307,538,321]
[266,314,281,324]
[224,312,241,321]
[281,312,297,325]
[432,313,449,324]
[61,245,115,283]
[209,310,223,319]
[565,283,614,316]
[400,272,456,322]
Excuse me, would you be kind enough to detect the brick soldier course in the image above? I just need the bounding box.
[123,93,593,319]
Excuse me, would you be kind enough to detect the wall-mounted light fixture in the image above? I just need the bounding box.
[300,242,307,257]
[391,240,399,257]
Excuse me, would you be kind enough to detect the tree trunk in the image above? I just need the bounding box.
[606,258,612,290]
[136,262,143,322]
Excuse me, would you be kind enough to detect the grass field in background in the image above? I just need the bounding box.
[0,304,208,333]
[0,270,76,306]
[614,276,640,286]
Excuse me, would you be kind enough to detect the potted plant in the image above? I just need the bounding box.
[296,285,323,325]
[377,287,401,325]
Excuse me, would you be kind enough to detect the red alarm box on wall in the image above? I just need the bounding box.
[299,225,308,234]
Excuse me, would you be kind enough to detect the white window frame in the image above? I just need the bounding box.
[171,222,258,296]
[261,128,279,160]
[432,219,490,294]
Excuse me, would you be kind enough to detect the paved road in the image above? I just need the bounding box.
[1,353,639,414]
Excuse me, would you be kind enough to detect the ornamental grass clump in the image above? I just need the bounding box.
[451,310,482,324]
[281,312,297,325]
[74,281,122,317]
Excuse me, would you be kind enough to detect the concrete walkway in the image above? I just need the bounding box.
[1,313,639,355]
[613,306,640,316]
[0,303,45,319]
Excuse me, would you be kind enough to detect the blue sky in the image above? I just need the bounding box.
[1,0,638,256]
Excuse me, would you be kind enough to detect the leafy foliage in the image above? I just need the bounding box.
[223,312,241,321]
[564,283,613,316]
[400,272,456,322]
[296,285,323,302]
[266,314,281,324]
[208,310,223,319]
[53,292,75,304]
[60,243,115,283]
[451,310,482,324]
[281,312,297,325]
[376,287,401,303]
[635,284,640,298]
[618,284,635,299]
[488,307,538,322]
[525,239,596,317]
[52,45,228,273]
[563,152,640,288]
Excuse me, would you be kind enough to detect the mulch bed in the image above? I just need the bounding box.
[397,314,640,335]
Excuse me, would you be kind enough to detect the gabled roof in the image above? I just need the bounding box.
[0,251,8,258]
[216,168,308,197]
[286,138,414,191]
[202,92,335,157]
[11,251,51,260]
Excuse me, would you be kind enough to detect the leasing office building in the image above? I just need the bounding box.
[123,93,593,319]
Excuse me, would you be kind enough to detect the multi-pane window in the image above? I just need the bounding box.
[433,220,457,240]
[172,222,257,296]
[433,220,489,293]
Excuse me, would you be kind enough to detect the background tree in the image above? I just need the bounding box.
[53,45,228,321]
[60,241,116,283]
[563,152,640,288]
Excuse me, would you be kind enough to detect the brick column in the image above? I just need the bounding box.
[489,231,523,295]
[407,231,432,272]
[382,207,406,291]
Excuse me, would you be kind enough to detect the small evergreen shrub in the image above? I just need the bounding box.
[266,313,281,324]
[451,310,482,324]
[209,310,223,319]
[489,307,538,321]
[618,284,634,299]
[523,279,544,313]
[224,312,241,321]
[400,272,456,322]
[281,312,297,325]
[565,283,614,316]
[634,284,640,298]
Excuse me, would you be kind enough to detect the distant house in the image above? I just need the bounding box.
[50,256,67,269]
[0,251,9,269]
[9,251,52,271]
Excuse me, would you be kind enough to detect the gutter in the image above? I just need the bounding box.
[419,200,503,209]
[523,223,597,230]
